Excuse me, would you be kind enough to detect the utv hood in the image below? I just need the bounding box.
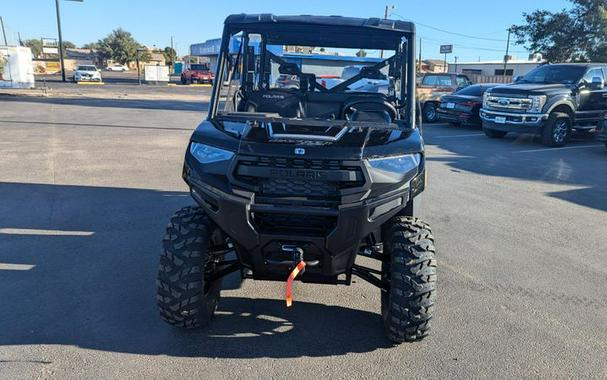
[190,117,424,160]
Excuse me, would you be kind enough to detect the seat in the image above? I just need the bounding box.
[244,90,305,118]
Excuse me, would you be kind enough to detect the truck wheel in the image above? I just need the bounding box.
[483,127,507,139]
[381,216,436,343]
[542,112,571,147]
[157,206,222,328]
[422,102,439,123]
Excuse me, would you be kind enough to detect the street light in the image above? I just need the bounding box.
[55,0,83,82]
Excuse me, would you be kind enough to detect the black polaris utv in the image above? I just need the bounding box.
[156,14,436,343]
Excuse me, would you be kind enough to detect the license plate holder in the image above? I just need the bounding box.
[494,116,506,124]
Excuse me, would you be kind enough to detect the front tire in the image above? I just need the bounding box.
[422,102,439,123]
[542,112,572,147]
[157,206,222,328]
[381,216,437,343]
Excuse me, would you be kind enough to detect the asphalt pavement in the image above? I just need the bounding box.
[0,91,606,379]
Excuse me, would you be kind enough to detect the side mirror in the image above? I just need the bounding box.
[514,76,523,83]
[590,76,605,90]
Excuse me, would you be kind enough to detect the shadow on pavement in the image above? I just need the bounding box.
[0,119,194,133]
[423,123,607,212]
[0,182,390,358]
[0,95,208,112]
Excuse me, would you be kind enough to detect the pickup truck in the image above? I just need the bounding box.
[417,73,472,122]
[181,63,214,85]
[480,63,607,147]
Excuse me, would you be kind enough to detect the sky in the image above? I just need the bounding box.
[1,0,572,62]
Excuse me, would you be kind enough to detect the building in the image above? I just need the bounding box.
[449,59,543,78]
[189,38,380,77]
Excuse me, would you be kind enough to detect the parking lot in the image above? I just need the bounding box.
[1,84,606,379]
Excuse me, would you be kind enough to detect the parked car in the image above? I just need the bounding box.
[341,65,388,90]
[72,65,102,83]
[418,73,472,123]
[437,84,498,127]
[316,74,342,90]
[181,63,214,84]
[481,63,607,147]
[597,113,607,149]
[106,64,129,72]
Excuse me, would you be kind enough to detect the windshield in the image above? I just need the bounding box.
[190,64,210,71]
[77,66,97,71]
[454,85,483,96]
[212,31,411,125]
[519,65,586,85]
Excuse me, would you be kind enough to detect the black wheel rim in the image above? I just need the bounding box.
[553,119,569,143]
[425,105,436,121]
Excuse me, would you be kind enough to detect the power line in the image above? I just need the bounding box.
[421,38,527,54]
[390,12,508,42]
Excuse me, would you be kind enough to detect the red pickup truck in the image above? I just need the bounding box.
[181,63,214,85]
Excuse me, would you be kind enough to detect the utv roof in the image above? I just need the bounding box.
[223,14,415,49]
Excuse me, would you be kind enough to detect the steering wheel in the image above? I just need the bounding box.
[342,100,398,122]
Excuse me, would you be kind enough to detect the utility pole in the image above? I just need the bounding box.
[18,32,23,46]
[0,16,8,46]
[454,56,458,73]
[136,47,145,85]
[380,5,394,59]
[418,37,422,73]
[170,35,174,74]
[54,0,66,82]
[503,27,511,81]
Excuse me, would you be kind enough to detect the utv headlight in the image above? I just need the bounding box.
[528,95,547,113]
[367,153,421,183]
[190,142,234,164]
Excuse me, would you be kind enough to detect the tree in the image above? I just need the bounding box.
[162,46,177,66]
[24,39,42,58]
[96,28,150,64]
[62,41,76,49]
[82,42,99,50]
[512,0,607,62]
[356,49,367,57]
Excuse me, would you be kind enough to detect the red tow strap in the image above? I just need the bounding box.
[285,261,306,307]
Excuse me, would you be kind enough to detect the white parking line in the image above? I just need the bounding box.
[0,263,35,271]
[431,133,485,139]
[514,144,602,153]
[0,228,94,236]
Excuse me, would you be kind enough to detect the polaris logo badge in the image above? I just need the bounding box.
[294,148,305,155]
[269,168,328,180]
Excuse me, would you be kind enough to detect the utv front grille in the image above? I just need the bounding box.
[252,212,337,236]
[234,155,364,200]
[262,178,338,198]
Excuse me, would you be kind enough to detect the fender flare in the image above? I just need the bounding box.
[545,99,575,118]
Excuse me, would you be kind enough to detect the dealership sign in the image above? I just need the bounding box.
[440,45,453,54]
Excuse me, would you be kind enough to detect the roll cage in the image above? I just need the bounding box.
[208,14,417,128]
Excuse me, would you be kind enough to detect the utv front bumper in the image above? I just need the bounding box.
[183,157,424,284]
